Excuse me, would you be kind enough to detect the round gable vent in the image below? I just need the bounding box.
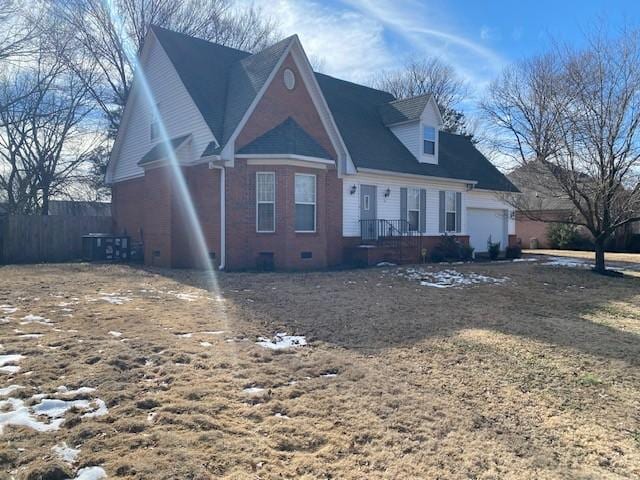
[283,68,296,90]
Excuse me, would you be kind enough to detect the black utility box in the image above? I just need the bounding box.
[82,234,131,262]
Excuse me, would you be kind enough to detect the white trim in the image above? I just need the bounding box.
[357,168,478,186]
[294,173,317,233]
[219,166,226,270]
[256,171,276,233]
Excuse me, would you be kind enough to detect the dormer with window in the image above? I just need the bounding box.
[379,94,443,165]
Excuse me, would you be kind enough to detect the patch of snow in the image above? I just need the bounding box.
[376,261,397,267]
[0,305,17,314]
[108,331,122,337]
[256,333,307,350]
[274,412,290,419]
[512,258,538,262]
[18,333,43,339]
[82,399,108,418]
[0,398,64,433]
[32,398,91,417]
[69,466,107,480]
[542,257,591,268]
[400,268,509,288]
[199,342,212,347]
[202,330,225,335]
[177,333,192,338]
[321,373,338,378]
[20,314,53,325]
[99,295,130,304]
[0,354,24,374]
[0,385,23,397]
[243,387,265,395]
[147,411,157,423]
[52,442,80,463]
[57,386,97,398]
[174,292,200,302]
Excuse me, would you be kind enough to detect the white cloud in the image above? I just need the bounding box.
[480,26,491,41]
[252,0,397,82]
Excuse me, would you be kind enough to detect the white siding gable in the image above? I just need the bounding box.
[110,36,216,183]
[389,121,420,159]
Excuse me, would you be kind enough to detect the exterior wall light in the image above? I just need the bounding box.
[350,185,357,195]
[466,183,475,191]
[384,188,391,198]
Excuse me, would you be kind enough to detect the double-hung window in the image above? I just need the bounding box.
[423,126,436,155]
[256,172,275,232]
[295,174,316,232]
[445,191,457,232]
[407,187,420,231]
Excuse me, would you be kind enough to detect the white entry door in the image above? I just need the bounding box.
[467,208,507,252]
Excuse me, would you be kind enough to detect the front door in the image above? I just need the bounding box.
[360,185,377,241]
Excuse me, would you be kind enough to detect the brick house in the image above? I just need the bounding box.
[106,26,518,270]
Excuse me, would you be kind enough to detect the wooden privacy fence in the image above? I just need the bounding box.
[0,215,113,264]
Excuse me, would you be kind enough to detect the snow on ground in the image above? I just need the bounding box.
[202,331,225,335]
[108,331,122,337]
[177,333,193,338]
[199,342,212,347]
[171,292,200,302]
[20,314,53,326]
[256,333,307,350]
[0,354,24,374]
[0,385,23,396]
[70,466,107,480]
[0,385,108,434]
[98,294,131,305]
[52,442,80,463]
[243,386,266,394]
[0,305,17,314]
[513,258,538,262]
[542,257,592,268]
[399,268,509,288]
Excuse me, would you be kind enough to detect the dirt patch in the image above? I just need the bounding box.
[0,262,639,479]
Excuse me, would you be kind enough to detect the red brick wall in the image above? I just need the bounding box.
[235,53,337,160]
[111,177,145,241]
[143,166,173,267]
[225,159,343,270]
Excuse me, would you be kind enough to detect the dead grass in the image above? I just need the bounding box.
[525,249,640,264]
[0,261,639,479]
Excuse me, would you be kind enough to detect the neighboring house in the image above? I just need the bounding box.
[508,163,639,249]
[106,26,518,270]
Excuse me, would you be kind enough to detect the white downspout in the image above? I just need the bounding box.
[219,166,226,270]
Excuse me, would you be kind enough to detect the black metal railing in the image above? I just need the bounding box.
[359,219,420,243]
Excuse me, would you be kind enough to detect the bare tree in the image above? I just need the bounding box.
[0,51,98,215]
[371,57,472,137]
[0,0,39,61]
[482,29,640,273]
[46,0,280,132]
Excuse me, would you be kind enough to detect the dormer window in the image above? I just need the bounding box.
[423,126,436,155]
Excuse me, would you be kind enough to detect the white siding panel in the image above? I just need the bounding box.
[112,39,215,182]
[390,121,420,159]
[342,172,467,237]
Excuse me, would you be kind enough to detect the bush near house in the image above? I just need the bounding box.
[429,234,473,262]
[487,237,501,260]
[547,223,593,250]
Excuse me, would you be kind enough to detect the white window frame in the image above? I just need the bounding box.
[295,173,316,233]
[150,104,160,142]
[256,172,275,233]
[445,191,457,232]
[407,187,420,231]
[423,125,436,155]
[363,194,370,211]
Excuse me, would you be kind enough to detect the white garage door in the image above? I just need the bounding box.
[467,208,507,253]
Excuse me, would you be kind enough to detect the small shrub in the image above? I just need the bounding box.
[547,223,591,250]
[460,244,475,261]
[487,237,501,260]
[505,245,522,259]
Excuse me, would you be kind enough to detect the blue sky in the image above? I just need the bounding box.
[252,0,639,98]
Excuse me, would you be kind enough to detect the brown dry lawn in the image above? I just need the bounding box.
[1,261,639,479]
[525,249,640,265]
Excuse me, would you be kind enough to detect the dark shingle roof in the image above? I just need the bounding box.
[378,94,432,125]
[237,117,332,158]
[151,26,250,142]
[138,134,190,166]
[315,73,518,192]
[508,162,574,210]
[150,27,517,192]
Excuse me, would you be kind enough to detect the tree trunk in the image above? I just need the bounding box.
[41,190,49,216]
[594,239,606,273]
